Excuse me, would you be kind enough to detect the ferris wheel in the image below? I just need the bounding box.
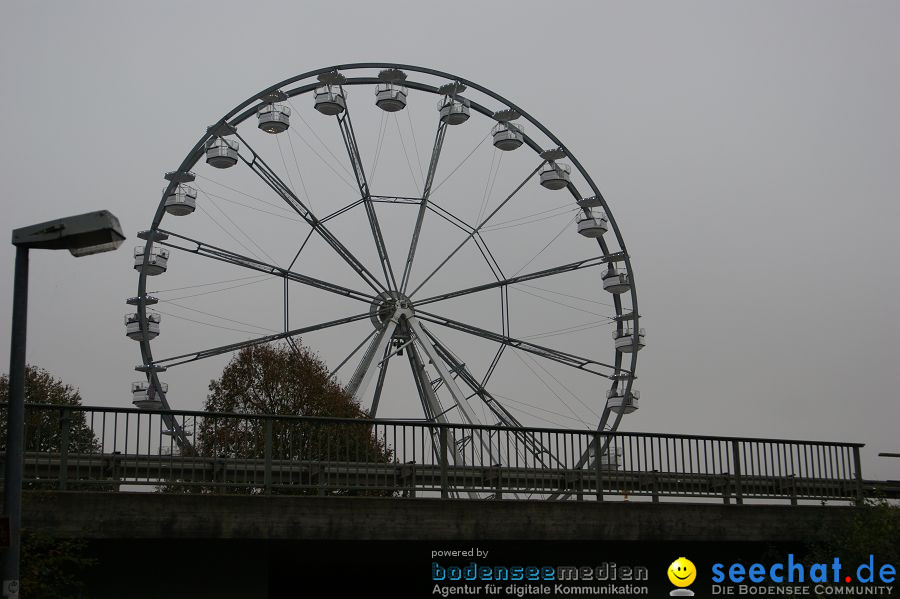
[127,63,644,465]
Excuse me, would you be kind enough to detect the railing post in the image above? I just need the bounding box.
[104,451,122,492]
[731,440,743,505]
[651,470,659,503]
[852,446,864,506]
[58,408,71,491]
[439,426,449,499]
[594,433,604,502]
[264,419,273,496]
[401,461,417,498]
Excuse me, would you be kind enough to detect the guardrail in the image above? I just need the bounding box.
[0,403,870,504]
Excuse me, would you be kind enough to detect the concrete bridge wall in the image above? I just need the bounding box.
[24,491,853,542]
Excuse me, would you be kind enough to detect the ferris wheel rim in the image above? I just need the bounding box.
[134,63,640,448]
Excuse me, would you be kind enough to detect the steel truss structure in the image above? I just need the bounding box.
[132,64,642,490]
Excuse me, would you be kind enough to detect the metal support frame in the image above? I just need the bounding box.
[403,337,478,500]
[420,323,560,471]
[131,64,643,500]
[368,342,393,417]
[344,311,401,402]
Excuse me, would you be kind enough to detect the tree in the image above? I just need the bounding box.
[0,365,99,598]
[185,340,393,495]
[203,341,371,418]
[804,497,900,573]
[0,365,99,475]
[20,532,96,599]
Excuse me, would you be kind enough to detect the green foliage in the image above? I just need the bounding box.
[0,366,99,597]
[806,497,900,568]
[20,532,96,599]
[0,365,100,489]
[167,341,393,495]
[202,340,370,418]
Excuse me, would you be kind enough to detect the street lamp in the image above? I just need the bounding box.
[3,210,124,599]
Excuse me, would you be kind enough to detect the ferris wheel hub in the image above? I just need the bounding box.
[369,290,414,329]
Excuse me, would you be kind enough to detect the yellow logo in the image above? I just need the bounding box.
[668,557,696,596]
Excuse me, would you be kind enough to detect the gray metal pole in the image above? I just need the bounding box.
[2,246,27,599]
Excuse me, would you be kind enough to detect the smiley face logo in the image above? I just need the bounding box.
[668,557,697,588]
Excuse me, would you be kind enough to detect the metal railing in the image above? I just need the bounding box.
[0,403,868,504]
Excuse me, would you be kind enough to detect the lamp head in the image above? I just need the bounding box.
[12,210,125,256]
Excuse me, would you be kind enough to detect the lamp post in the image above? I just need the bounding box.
[3,211,124,599]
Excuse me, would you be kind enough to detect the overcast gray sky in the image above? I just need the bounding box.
[1,1,898,481]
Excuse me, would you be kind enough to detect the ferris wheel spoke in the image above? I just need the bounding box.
[335,100,399,290]
[414,253,625,308]
[399,119,449,293]
[229,129,389,296]
[415,309,623,378]
[149,311,373,369]
[420,323,563,470]
[328,328,379,381]
[155,229,378,305]
[407,161,547,298]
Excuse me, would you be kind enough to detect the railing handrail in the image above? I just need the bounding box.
[0,402,865,448]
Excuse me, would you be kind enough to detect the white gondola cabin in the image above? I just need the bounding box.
[491,122,524,151]
[438,96,470,125]
[601,266,630,294]
[539,162,571,190]
[314,85,346,115]
[133,246,169,276]
[613,326,645,353]
[125,312,160,341]
[205,137,239,168]
[132,381,168,409]
[257,103,291,133]
[606,387,640,414]
[590,444,623,470]
[164,185,197,216]
[375,83,408,112]
[577,213,608,238]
